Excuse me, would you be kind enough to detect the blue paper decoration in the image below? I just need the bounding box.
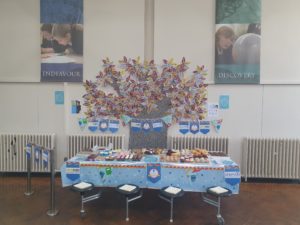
[34,146,41,164]
[131,120,142,132]
[147,163,161,183]
[142,121,152,132]
[179,121,189,134]
[26,144,31,159]
[224,167,241,185]
[88,120,99,132]
[121,115,132,125]
[161,115,172,126]
[190,121,200,134]
[152,120,163,132]
[99,119,109,132]
[219,95,229,109]
[42,150,49,168]
[199,120,210,134]
[109,120,120,133]
[66,162,80,181]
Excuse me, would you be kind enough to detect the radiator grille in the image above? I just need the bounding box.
[0,133,55,172]
[68,134,125,158]
[243,137,300,180]
[168,135,229,155]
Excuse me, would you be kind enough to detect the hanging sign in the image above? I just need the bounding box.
[161,115,172,126]
[34,146,41,163]
[109,120,120,133]
[26,144,32,159]
[190,121,200,134]
[179,121,189,134]
[121,115,132,125]
[40,0,83,82]
[78,117,88,130]
[88,120,99,132]
[142,121,152,132]
[131,120,142,132]
[99,119,109,132]
[152,120,163,132]
[199,120,210,134]
[42,150,49,168]
[211,119,223,133]
[215,0,261,84]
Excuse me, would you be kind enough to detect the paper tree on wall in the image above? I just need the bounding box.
[83,57,208,122]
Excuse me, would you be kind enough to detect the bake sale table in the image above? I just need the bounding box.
[61,156,240,194]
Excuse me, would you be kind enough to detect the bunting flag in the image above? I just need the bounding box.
[131,120,142,132]
[42,150,49,168]
[152,120,163,132]
[99,119,109,132]
[161,115,172,126]
[121,115,132,125]
[190,121,200,134]
[179,121,189,134]
[109,120,119,133]
[199,120,210,134]
[211,119,223,133]
[142,120,152,132]
[88,120,99,132]
[121,115,172,127]
[34,146,41,164]
[26,144,32,159]
[78,117,87,130]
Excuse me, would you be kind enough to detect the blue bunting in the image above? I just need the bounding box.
[190,121,200,134]
[109,120,119,133]
[99,119,109,132]
[179,121,189,134]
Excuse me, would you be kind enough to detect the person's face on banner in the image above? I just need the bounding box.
[54,33,71,46]
[219,35,233,50]
[42,31,52,40]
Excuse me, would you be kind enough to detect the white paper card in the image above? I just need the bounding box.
[209,186,228,194]
[119,184,136,192]
[165,186,181,195]
[74,182,92,189]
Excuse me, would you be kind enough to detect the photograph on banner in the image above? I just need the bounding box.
[40,0,83,82]
[215,0,261,84]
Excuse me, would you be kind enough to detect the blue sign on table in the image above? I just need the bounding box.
[147,163,161,183]
[224,167,241,185]
[66,162,80,181]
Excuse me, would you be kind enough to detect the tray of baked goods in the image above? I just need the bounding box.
[160,148,210,164]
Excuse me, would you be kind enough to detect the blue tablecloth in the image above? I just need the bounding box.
[61,156,240,194]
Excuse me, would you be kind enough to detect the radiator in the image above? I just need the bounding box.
[68,134,125,158]
[168,135,229,155]
[0,133,55,172]
[243,137,300,180]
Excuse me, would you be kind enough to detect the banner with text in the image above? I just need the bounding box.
[215,0,261,84]
[40,0,83,82]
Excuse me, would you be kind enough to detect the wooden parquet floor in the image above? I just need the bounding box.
[0,175,299,225]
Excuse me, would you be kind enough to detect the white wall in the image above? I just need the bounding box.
[1,0,300,169]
